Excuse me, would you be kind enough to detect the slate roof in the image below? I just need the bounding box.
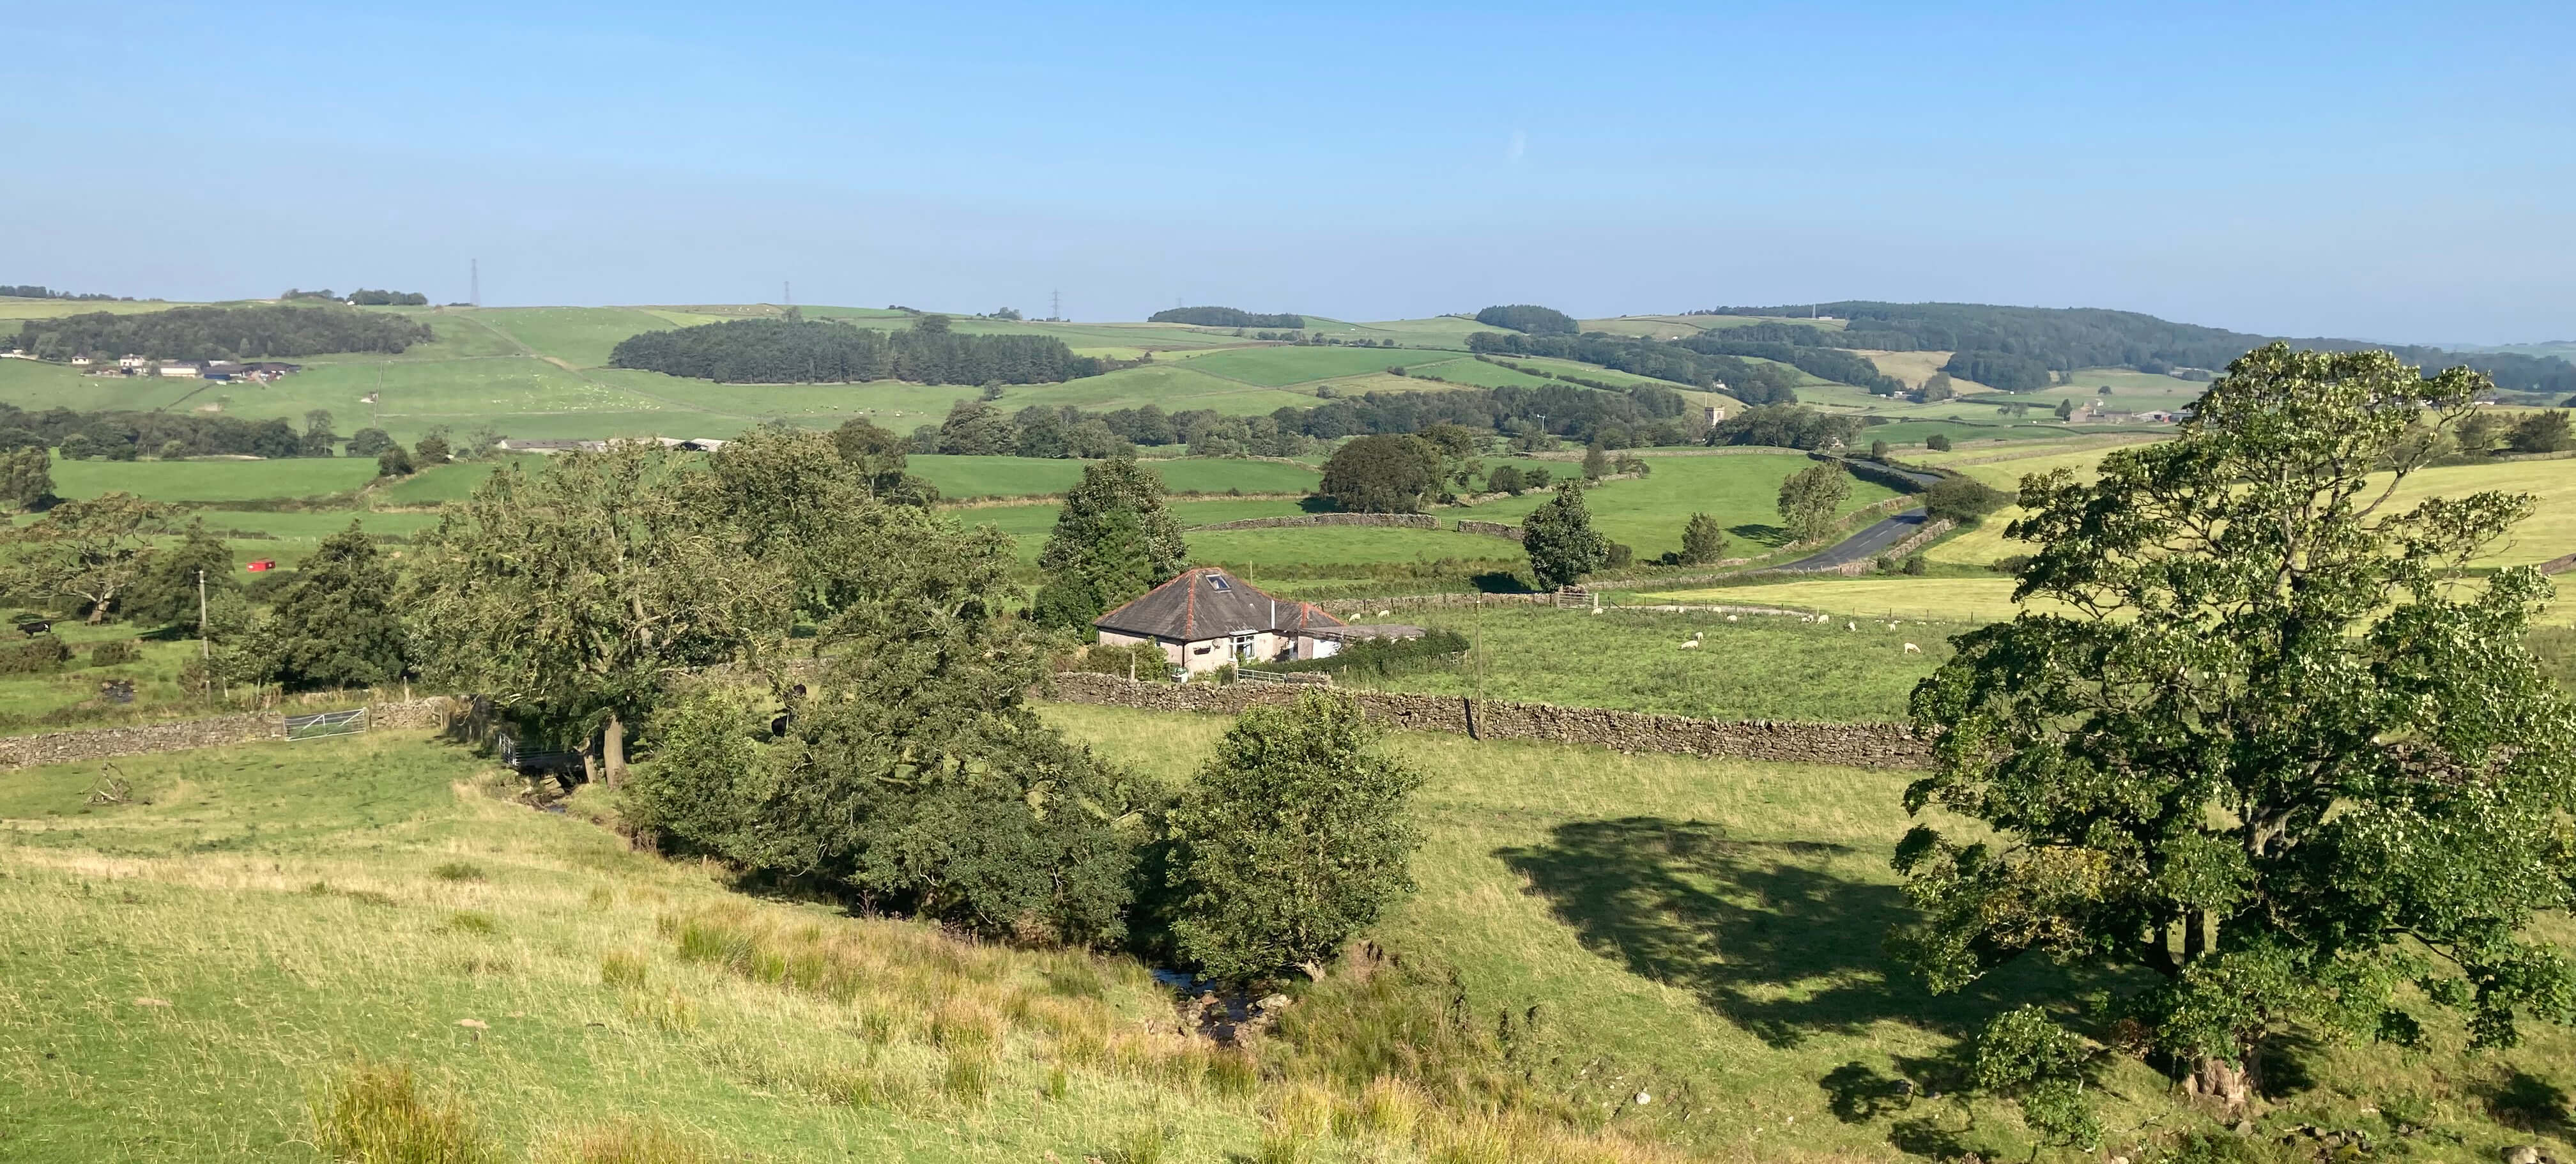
[1094,567,1344,641]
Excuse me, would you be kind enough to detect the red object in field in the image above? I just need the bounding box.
[247,559,275,572]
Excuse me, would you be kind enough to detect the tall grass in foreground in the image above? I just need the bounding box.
[661,906,1692,1164]
[311,1061,495,1164]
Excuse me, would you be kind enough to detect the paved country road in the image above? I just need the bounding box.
[1779,461,1947,571]
[1783,508,1931,571]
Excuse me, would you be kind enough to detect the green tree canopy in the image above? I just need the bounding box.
[0,447,52,511]
[121,519,234,628]
[628,503,1146,946]
[1031,457,1188,630]
[1680,512,1728,565]
[1899,344,2576,1121]
[1318,434,1439,514]
[0,493,171,623]
[1165,690,1425,980]
[1776,461,1851,542]
[410,444,792,783]
[242,523,408,690]
[1522,482,1609,589]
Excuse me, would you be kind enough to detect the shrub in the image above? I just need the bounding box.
[1903,553,1928,576]
[429,861,486,882]
[1167,692,1425,981]
[1920,475,2011,524]
[1990,553,2032,575]
[0,634,72,675]
[377,445,417,477]
[1925,433,1953,452]
[1061,639,1173,682]
[1605,542,1634,569]
[310,1061,494,1164]
[1255,629,1467,678]
[1485,464,1524,496]
[87,639,140,666]
[1679,512,1727,565]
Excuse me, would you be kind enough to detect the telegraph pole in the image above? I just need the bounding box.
[470,259,480,308]
[197,569,208,659]
[1051,289,1061,321]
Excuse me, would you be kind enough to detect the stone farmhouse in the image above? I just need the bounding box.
[1093,567,1422,675]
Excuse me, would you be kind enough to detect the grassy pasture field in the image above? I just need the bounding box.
[1638,576,2044,623]
[1340,604,1951,721]
[906,454,1319,500]
[1399,356,1562,390]
[49,456,383,503]
[9,708,2552,1162]
[1448,453,1903,558]
[1576,314,1844,341]
[0,618,227,734]
[1169,346,1460,388]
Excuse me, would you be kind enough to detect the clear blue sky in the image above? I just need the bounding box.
[12,1,2573,344]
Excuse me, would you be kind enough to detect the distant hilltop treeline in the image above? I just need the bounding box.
[1,285,130,302]
[13,305,434,362]
[1696,301,2576,396]
[1147,306,1307,329]
[609,316,1117,385]
[283,287,430,306]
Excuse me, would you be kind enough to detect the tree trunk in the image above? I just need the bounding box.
[579,739,598,786]
[2187,1052,2257,1123]
[602,712,627,787]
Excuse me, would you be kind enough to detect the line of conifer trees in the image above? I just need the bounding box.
[608,318,1105,385]
[15,305,434,362]
[1147,306,1305,328]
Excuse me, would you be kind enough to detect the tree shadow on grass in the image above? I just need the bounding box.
[1730,522,1793,548]
[1498,816,2087,1049]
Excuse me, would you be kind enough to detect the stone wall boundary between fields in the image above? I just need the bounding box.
[1187,513,1443,532]
[1044,672,1928,768]
[0,696,461,771]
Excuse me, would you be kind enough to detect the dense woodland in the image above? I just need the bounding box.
[0,403,316,459]
[1473,303,1578,334]
[610,317,1105,384]
[911,374,1701,460]
[13,305,434,362]
[1147,306,1305,328]
[346,289,429,306]
[1674,330,1905,394]
[1703,300,2576,394]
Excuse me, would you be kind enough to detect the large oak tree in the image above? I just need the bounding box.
[1899,344,2576,1122]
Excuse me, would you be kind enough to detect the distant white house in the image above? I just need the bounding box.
[118,355,148,370]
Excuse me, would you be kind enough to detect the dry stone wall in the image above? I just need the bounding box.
[0,696,460,770]
[1045,672,1928,769]
[1188,513,1441,533]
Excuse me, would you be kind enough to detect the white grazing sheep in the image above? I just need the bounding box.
[1846,621,1857,632]
[1375,609,1391,618]
[1680,639,1699,649]
[1903,643,1921,654]
[1691,631,1703,641]
[1726,614,1738,622]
